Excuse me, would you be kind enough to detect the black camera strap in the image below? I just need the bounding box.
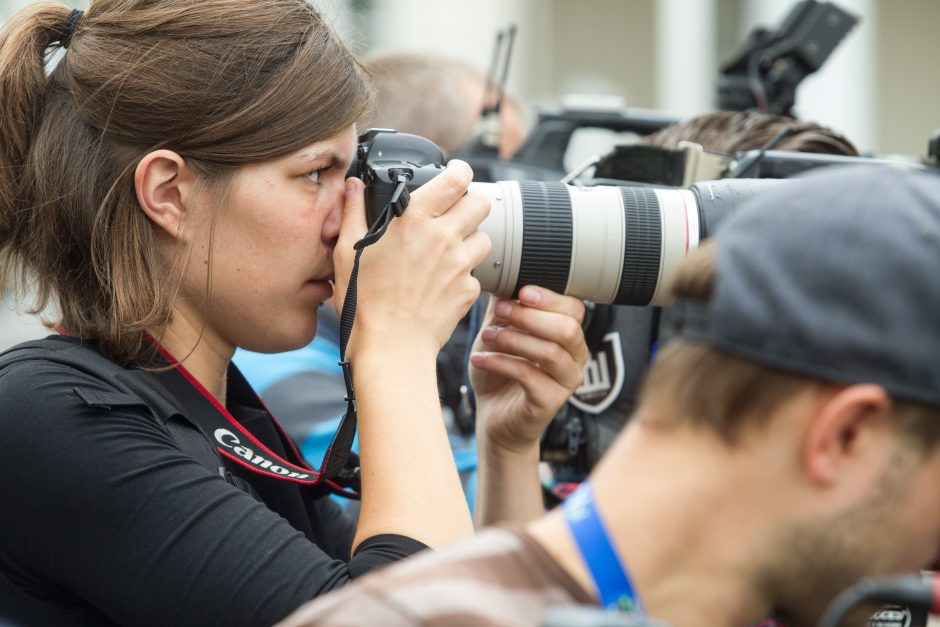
[330,176,410,483]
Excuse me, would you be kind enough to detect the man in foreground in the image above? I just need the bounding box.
[278,166,940,627]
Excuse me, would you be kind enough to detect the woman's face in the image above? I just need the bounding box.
[180,125,357,354]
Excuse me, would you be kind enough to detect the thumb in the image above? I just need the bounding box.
[340,177,368,243]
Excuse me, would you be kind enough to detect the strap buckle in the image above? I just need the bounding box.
[339,358,355,404]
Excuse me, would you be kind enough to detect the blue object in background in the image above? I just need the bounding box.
[234,336,341,395]
[234,331,478,513]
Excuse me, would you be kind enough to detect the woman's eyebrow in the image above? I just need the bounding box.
[294,150,350,170]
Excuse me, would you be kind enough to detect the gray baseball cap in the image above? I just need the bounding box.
[674,165,940,408]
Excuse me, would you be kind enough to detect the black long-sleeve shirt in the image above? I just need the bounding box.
[0,357,425,626]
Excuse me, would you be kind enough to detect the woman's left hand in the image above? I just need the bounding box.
[469,285,589,456]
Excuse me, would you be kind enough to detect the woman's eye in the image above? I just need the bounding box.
[306,170,322,185]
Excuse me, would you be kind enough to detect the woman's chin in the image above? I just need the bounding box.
[243,321,319,355]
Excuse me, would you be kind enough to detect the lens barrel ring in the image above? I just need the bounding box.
[615,187,662,305]
[514,182,573,297]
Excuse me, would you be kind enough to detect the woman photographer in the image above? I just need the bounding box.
[0,1,588,625]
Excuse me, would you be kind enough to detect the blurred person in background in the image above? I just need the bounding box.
[641,110,859,155]
[362,51,527,160]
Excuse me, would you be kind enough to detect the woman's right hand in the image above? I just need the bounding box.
[336,161,487,548]
[333,160,491,360]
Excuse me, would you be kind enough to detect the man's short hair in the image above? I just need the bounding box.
[642,110,858,156]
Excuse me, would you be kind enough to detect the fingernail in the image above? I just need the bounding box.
[495,301,512,318]
[482,326,500,343]
[345,179,356,196]
[469,352,487,366]
[520,286,540,305]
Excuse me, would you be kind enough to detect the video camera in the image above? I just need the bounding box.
[460,0,861,187]
[718,0,859,117]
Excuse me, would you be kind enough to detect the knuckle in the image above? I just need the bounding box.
[545,342,565,364]
[502,329,520,352]
[577,343,590,366]
[476,242,491,265]
[453,250,471,273]
[467,192,492,218]
[426,235,444,256]
[572,369,584,390]
[479,231,492,254]
[429,228,451,254]
[400,210,424,232]
[468,232,491,266]
[442,163,471,197]
[444,177,465,199]
[573,299,586,323]
[480,195,492,217]
[558,319,580,344]
[464,278,481,309]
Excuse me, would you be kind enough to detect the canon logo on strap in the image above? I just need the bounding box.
[214,428,311,480]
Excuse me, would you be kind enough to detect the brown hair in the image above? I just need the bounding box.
[642,110,858,156]
[0,0,372,362]
[639,242,940,451]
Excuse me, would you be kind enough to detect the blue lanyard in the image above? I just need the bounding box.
[563,481,646,618]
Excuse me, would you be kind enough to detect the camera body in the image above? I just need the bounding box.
[348,129,447,225]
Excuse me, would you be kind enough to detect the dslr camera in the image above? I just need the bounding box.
[347,128,779,308]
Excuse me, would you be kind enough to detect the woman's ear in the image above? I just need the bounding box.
[134,150,196,241]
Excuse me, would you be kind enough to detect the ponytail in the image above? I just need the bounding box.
[0,2,75,330]
[0,2,71,232]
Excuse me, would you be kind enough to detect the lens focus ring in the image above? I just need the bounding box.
[515,182,573,297]
[616,187,661,305]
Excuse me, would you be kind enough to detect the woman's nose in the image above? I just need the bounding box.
[321,194,343,246]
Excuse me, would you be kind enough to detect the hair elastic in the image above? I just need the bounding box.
[59,8,84,49]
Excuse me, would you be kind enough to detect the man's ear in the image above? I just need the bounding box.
[802,384,892,486]
[134,150,195,241]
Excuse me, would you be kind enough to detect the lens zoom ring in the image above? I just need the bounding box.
[616,187,662,305]
[515,182,572,297]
